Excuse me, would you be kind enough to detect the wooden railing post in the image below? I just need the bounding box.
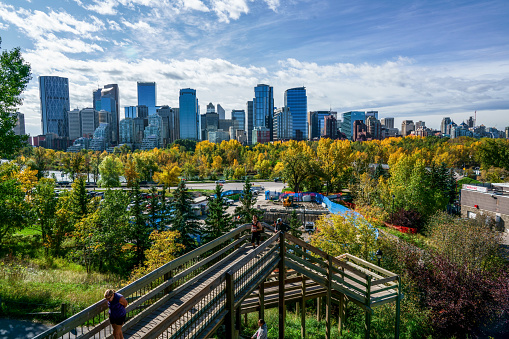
[301,276,306,339]
[365,276,372,339]
[259,281,265,320]
[325,255,332,339]
[226,272,235,339]
[395,276,401,339]
[278,232,286,339]
[163,269,173,295]
[61,303,67,318]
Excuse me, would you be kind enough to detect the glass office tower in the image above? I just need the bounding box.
[253,84,274,141]
[39,76,70,137]
[341,111,366,140]
[246,101,253,145]
[137,82,156,115]
[179,88,199,140]
[284,87,307,140]
[231,110,246,131]
[93,84,119,144]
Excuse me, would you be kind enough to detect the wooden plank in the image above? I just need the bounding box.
[371,275,399,286]
[325,255,332,339]
[285,260,327,287]
[343,253,398,278]
[286,253,328,277]
[331,274,367,295]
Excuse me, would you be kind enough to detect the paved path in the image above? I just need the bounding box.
[0,318,51,339]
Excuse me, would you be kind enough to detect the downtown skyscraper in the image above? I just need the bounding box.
[39,76,70,138]
[93,84,119,144]
[179,88,199,140]
[137,82,157,115]
[284,87,307,140]
[253,84,274,141]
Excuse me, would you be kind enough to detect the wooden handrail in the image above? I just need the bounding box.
[227,232,279,275]
[342,253,398,278]
[284,233,368,279]
[34,224,251,339]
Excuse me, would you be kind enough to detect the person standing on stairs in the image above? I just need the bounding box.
[251,214,263,248]
[104,289,128,339]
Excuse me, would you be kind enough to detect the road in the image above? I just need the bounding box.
[182,181,286,192]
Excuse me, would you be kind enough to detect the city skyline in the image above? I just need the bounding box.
[0,0,508,136]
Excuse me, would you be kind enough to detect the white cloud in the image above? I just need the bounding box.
[211,0,250,23]
[81,0,119,15]
[34,34,104,54]
[0,21,8,30]
[108,19,123,31]
[264,0,280,12]
[121,19,160,34]
[0,4,104,39]
[181,0,209,12]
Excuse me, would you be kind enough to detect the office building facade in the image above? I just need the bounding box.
[284,87,307,140]
[12,112,26,136]
[80,108,99,138]
[254,84,274,141]
[137,82,157,115]
[39,76,70,137]
[231,110,246,131]
[93,84,119,144]
[309,111,336,139]
[68,109,81,140]
[246,101,253,145]
[217,104,225,120]
[179,88,199,140]
[380,117,394,129]
[441,117,451,134]
[401,120,415,136]
[273,107,293,141]
[341,111,365,140]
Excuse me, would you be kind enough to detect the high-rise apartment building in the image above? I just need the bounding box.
[94,84,119,144]
[273,107,293,141]
[308,111,336,139]
[441,117,451,134]
[341,111,365,140]
[39,76,70,137]
[137,82,156,115]
[323,115,337,139]
[68,109,81,140]
[284,87,307,140]
[179,88,199,140]
[231,110,246,131]
[415,121,425,129]
[401,120,415,136]
[80,108,99,137]
[246,101,253,145]
[380,117,394,129]
[119,118,134,144]
[254,84,274,141]
[366,116,382,140]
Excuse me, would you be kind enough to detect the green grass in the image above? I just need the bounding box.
[0,257,121,321]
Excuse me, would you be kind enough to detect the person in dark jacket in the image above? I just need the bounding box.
[104,289,128,339]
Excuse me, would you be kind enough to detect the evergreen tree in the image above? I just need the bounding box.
[147,186,160,230]
[32,178,58,255]
[130,182,151,265]
[234,176,260,224]
[160,186,170,228]
[69,175,89,219]
[169,180,200,251]
[288,210,303,239]
[203,184,233,243]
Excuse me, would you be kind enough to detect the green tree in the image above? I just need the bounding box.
[147,186,161,231]
[69,175,90,219]
[281,141,312,192]
[0,164,27,247]
[203,184,233,242]
[32,178,58,255]
[129,182,150,265]
[234,177,260,224]
[288,210,303,239]
[311,212,377,260]
[169,180,201,251]
[0,38,31,158]
[61,152,84,181]
[98,155,123,188]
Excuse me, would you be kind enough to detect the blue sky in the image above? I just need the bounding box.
[1,0,508,136]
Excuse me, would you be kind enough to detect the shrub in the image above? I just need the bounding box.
[391,209,423,230]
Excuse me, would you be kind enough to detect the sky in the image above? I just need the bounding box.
[1,0,508,136]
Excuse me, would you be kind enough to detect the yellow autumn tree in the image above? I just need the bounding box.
[153,163,182,189]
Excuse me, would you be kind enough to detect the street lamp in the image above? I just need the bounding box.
[376,249,383,267]
[391,194,395,224]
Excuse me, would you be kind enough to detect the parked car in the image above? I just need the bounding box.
[304,221,315,233]
[215,179,226,184]
[223,197,234,205]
